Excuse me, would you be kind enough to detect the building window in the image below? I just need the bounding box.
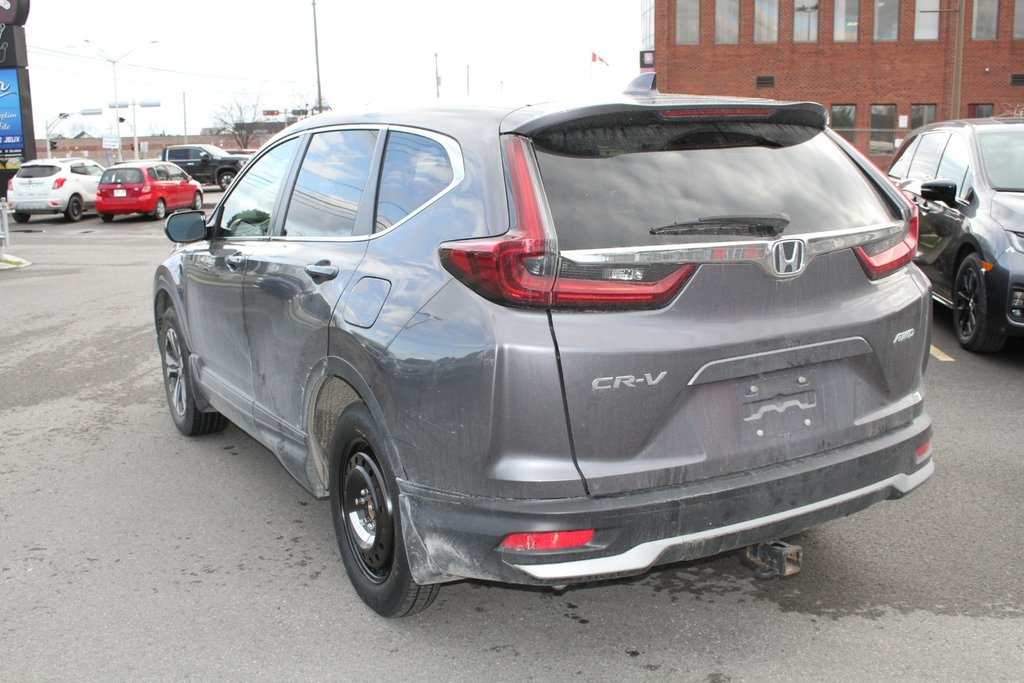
[968,103,994,117]
[874,0,900,40]
[642,0,655,48]
[675,0,700,44]
[914,0,940,39]
[755,0,780,42]
[832,104,857,143]
[870,104,897,155]
[1016,0,1024,38]
[972,0,999,40]
[756,75,776,87]
[910,104,937,129]
[794,2,819,42]
[716,0,740,43]
[834,0,860,41]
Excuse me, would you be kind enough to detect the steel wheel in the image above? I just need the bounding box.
[64,195,83,222]
[342,443,394,583]
[152,199,167,220]
[162,325,187,417]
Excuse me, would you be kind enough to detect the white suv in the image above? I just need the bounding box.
[7,158,106,222]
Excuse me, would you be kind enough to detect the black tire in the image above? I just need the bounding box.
[191,192,204,210]
[64,195,83,222]
[99,213,114,223]
[13,212,30,223]
[953,253,1006,353]
[217,171,235,192]
[150,199,167,221]
[158,307,228,436]
[329,404,439,617]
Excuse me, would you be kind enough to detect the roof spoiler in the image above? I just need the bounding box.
[623,73,659,97]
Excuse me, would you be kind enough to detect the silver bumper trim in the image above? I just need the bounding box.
[514,460,934,580]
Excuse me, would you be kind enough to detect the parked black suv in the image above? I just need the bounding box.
[155,93,933,617]
[888,118,1024,351]
[160,145,248,191]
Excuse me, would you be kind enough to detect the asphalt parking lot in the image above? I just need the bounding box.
[1,212,1022,680]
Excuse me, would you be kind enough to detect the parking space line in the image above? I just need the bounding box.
[930,345,955,362]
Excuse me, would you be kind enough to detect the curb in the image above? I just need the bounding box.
[0,254,32,269]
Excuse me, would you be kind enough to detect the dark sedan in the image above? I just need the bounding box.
[888,118,1024,352]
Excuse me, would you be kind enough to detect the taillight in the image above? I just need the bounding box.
[498,529,595,551]
[439,136,694,310]
[52,178,66,190]
[855,205,918,280]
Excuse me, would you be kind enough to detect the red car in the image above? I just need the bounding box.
[96,162,203,222]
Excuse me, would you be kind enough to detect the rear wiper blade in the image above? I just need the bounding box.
[650,213,790,237]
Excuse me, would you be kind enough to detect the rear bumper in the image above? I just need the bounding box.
[97,196,156,215]
[398,412,933,586]
[10,199,68,213]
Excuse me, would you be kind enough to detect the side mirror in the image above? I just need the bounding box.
[921,179,958,207]
[165,210,208,243]
[199,152,212,161]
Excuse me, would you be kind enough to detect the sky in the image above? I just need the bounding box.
[25,0,643,142]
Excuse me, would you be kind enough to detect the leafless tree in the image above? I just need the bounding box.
[214,98,265,149]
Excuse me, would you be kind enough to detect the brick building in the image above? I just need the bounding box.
[648,0,1024,159]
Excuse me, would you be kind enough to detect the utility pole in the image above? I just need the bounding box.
[312,0,324,113]
[182,92,188,143]
[435,52,440,99]
[951,0,966,119]
[466,64,470,96]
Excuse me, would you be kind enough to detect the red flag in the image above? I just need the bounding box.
[591,52,610,67]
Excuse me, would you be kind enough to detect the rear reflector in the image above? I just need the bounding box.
[439,136,695,310]
[499,529,595,551]
[915,438,932,461]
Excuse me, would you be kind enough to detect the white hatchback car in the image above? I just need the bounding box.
[7,158,106,222]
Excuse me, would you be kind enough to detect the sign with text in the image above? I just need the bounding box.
[0,68,23,153]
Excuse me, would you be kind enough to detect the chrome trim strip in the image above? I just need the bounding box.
[513,461,934,581]
[559,221,904,276]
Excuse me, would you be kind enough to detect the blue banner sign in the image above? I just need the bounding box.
[0,68,22,153]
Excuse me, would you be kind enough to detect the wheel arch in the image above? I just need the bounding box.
[304,355,405,499]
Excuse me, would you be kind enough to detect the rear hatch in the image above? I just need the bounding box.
[442,100,927,496]
[98,167,147,203]
[12,164,61,197]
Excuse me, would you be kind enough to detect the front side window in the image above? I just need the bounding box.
[870,104,897,155]
[794,1,819,42]
[375,131,454,232]
[834,0,860,41]
[907,132,949,181]
[874,0,900,40]
[715,0,740,43]
[972,0,999,39]
[755,0,780,42]
[915,0,940,39]
[217,138,299,239]
[831,104,857,143]
[676,0,700,43]
[935,134,972,196]
[283,129,378,238]
[910,104,937,129]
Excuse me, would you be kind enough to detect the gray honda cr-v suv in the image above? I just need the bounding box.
[154,90,934,617]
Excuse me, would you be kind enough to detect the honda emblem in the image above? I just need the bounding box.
[772,239,806,277]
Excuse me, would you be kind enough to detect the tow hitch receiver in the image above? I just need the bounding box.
[740,541,802,579]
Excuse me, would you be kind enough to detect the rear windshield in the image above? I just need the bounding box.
[978,130,1024,192]
[532,124,896,250]
[100,168,145,185]
[16,165,59,178]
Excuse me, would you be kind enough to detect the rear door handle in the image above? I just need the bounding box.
[305,262,340,281]
[225,255,245,269]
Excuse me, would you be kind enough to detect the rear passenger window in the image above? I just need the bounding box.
[907,133,949,181]
[283,129,378,238]
[217,138,299,239]
[149,166,170,181]
[375,131,454,231]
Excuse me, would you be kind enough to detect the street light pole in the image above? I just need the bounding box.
[312,0,324,113]
[83,39,158,162]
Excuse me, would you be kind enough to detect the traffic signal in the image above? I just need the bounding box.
[291,109,308,116]
[262,109,281,116]
[49,140,58,151]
